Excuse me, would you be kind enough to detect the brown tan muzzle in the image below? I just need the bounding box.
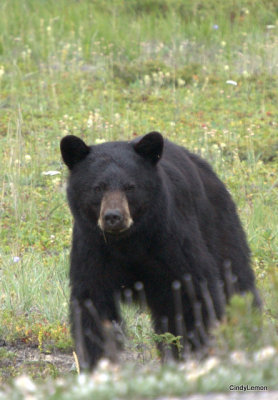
[98,191,133,234]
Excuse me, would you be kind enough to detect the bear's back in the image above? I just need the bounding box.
[160,139,230,206]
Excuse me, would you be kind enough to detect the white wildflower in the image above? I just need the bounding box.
[14,375,36,393]
[177,78,185,87]
[87,116,93,128]
[226,80,238,86]
[254,346,276,362]
[202,356,220,373]
[230,351,248,365]
[187,357,220,382]
[95,138,106,144]
[0,66,5,78]
[77,373,87,386]
[93,372,110,384]
[144,75,151,86]
[42,170,61,176]
[98,358,110,370]
[52,177,61,186]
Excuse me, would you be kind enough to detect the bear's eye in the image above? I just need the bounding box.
[94,184,105,193]
[124,183,135,192]
[94,185,101,193]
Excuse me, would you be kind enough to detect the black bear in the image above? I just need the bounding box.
[60,132,260,369]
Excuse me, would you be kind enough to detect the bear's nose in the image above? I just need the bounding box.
[103,209,124,231]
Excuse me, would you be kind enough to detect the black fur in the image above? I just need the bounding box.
[61,132,260,369]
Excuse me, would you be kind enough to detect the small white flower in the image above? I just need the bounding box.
[13,256,20,263]
[144,75,151,85]
[177,78,185,87]
[77,373,87,386]
[202,356,220,373]
[52,177,61,186]
[266,25,275,29]
[95,138,106,144]
[87,117,93,128]
[0,66,5,78]
[25,154,31,163]
[93,372,110,384]
[98,358,110,370]
[230,351,248,365]
[42,170,61,176]
[14,375,36,393]
[226,80,238,86]
[187,357,219,382]
[254,346,276,362]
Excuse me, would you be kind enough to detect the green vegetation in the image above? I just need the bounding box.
[0,0,277,396]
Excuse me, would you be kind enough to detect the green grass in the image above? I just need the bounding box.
[1,357,278,399]
[0,0,278,394]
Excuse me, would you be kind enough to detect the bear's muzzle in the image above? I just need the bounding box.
[98,191,133,234]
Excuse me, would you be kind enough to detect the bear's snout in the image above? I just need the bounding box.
[103,209,124,231]
[98,191,133,234]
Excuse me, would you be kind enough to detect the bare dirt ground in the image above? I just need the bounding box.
[0,344,74,382]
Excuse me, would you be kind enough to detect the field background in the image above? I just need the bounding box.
[0,0,277,398]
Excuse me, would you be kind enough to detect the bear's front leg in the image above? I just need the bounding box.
[70,288,122,370]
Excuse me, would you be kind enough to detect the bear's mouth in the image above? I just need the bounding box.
[102,222,133,236]
[105,227,129,234]
[99,225,134,241]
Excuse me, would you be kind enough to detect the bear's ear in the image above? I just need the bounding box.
[60,135,90,170]
[133,131,164,164]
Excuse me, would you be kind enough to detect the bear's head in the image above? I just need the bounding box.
[60,132,164,236]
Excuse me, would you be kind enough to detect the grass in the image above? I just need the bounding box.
[1,355,278,400]
[0,0,277,395]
